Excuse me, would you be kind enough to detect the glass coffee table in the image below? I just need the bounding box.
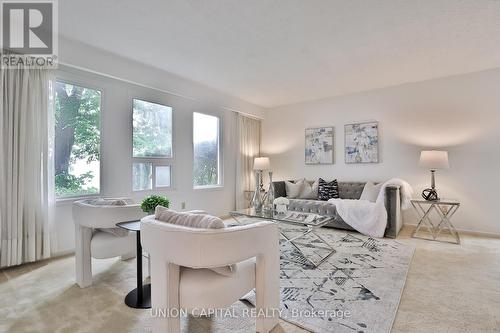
[230,208,335,267]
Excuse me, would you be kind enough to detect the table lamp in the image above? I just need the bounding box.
[419,150,449,201]
[253,157,270,191]
[252,157,270,212]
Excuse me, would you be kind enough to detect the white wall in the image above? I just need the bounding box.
[262,68,500,235]
[53,40,264,254]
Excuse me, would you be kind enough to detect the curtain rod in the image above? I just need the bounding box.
[221,106,264,120]
[58,62,196,100]
[58,62,264,119]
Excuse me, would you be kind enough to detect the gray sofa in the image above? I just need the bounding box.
[273,181,403,238]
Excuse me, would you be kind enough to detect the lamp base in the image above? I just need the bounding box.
[421,188,439,201]
[251,170,263,212]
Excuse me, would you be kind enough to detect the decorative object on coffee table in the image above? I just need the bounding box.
[243,190,255,208]
[273,197,289,215]
[419,150,449,201]
[140,195,170,214]
[305,127,334,164]
[263,171,275,213]
[251,157,270,213]
[411,198,460,244]
[345,121,379,163]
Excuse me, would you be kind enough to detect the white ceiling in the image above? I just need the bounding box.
[60,0,500,108]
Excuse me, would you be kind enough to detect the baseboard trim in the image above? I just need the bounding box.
[51,250,76,258]
[0,251,74,271]
[403,223,500,238]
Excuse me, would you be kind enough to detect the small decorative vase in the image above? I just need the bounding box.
[251,170,263,213]
[263,172,275,213]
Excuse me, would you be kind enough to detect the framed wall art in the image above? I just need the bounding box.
[305,127,334,164]
[344,121,378,163]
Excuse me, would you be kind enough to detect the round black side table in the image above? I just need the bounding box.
[116,220,151,309]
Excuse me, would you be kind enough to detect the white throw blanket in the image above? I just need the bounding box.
[327,178,413,237]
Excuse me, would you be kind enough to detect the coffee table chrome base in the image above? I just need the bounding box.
[411,199,461,245]
[280,226,336,267]
[230,213,335,268]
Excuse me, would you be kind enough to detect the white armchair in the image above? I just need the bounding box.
[141,215,280,333]
[72,198,146,288]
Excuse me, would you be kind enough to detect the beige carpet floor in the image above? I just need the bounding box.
[1,225,499,333]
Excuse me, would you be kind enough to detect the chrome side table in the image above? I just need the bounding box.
[410,199,461,244]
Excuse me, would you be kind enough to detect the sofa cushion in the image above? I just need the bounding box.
[298,179,319,199]
[285,179,305,198]
[318,178,340,201]
[274,181,367,200]
[288,199,337,216]
[273,181,287,198]
[360,181,383,202]
[338,182,366,199]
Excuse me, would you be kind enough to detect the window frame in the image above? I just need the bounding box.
[154,165,173,189]
[192,111,223,190]
[131,97,174,192]
[53,78,104,201]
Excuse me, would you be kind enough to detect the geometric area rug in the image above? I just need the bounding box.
[242,222,415,333]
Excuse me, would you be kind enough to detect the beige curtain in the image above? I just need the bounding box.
[235,113,261,209]
[0,66,53,267]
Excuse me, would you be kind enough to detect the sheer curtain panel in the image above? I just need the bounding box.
[235,113,261,209]
[0,66,52,267]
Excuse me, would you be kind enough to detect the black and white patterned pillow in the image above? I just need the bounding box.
[318,178,339,201]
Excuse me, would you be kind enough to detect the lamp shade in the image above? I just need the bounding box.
[253,157,270,170]
[419,150,449,169]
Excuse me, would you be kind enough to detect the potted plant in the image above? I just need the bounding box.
[141,195,170,215]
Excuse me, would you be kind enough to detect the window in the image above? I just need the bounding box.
[133,99,172,157]
[132,99,173,191]
[193,112,221,187]
[132,162,152,191]
[54,81,101,198]
[155,166,171,188]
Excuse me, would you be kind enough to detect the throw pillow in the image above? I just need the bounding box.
[298,179,319,199]
[318,178,340,201]
[285,178,305,198]
[360,181,383,202]
[155,205,225,229]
